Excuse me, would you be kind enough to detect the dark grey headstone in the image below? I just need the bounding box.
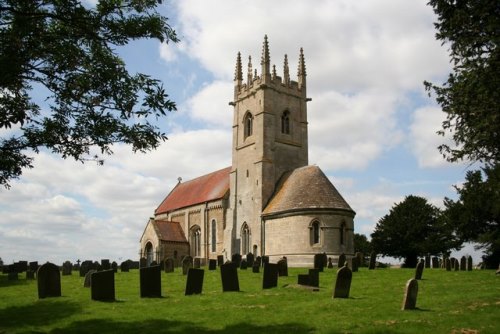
[240,260,248,270]
[84,270,97,288]
[185,268,204,295]
[91,270,115,301]
[193,258,201,269]
[355,252,363,267]
[261,256,269,268]
[333,265,352,298]
[255,256,262,268]
[120,261,130,272]
[231,254,242,267]
[338,253,346,268]
[425,255,431,268]
[467,256,473,271]
[277,258,288,277]
[351,256,359,272]
[368,252,376,270]
[111,261,118,273]
[62,261,72,276]
[29,261,38,273]
[80,260,92,277]
[101,259,111,271]
[220,262,239,292]
[37,262,61,299]
[246,253,254,267]
[314,253,325,272]
[252,264,260,273]
[164,258,175,273]
[182,256,193,275]
[308,268,320,287]
[140,265,161,298]
[263,263,278,289]
[208,259,217,270]
[217,255,224,267]
[402,278,418,310]
[298,274,309,286]
[415,259,424,280]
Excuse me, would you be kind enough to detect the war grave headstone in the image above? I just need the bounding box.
[37,262,61,299]
[208,259,217,271]
[140,265,161,298]
[261,256,269,268]
[277,257,288,277]
[182,256,193,275]
[217,255,224,267]
[220,262,240,292]
[338,253,346,268]
[432,257,439,269]
[467,256,473,271]
[402,278,418,310]
[333,265,352,299]
[240,260,248,270]
[111,261,118,273]
[164,258,175,273]
[80,260,92,277]
[327,257,333,269]
[91,269,115,301]
[185,268,204,295]
[231,254,242,267]
[368,252,376,270]
[415,259,424,280]
[246,253,254,267]
[101,259,111,271]
[314,253,325,272]
[139,257,147,268]
[62,261,72,275]
[84,270,97,288]
[121,261,130,272]
[263,263,278,289]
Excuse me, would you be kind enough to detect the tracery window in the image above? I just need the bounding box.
[244,112,253,138]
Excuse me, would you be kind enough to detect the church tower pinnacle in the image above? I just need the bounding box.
[261,35,271,83]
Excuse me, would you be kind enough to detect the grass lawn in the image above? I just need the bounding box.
[0,266,498,333]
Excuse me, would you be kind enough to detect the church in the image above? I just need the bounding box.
[140,36,356,267]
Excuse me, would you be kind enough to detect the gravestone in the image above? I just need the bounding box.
[246,253,254,267]
[252,263,260,273]
[84,269,97,288]
[193,258,201,269]
[444,257,451,270]
[240,260,248,270]
[80,260,92,277]
[453,258,460,271]
[314,253,325,272]
[231,254,242,267]
[467,256,473,271]
[298,274,310,286]
[355,252,364,267]
[338,253,346,268]
[37,262,61,299]
[111,262,118,273]
[208,259,217,271]
[182,256,193,275]
[15,261,28,273]
[277,258,288,277]
[368,252,376,270]
[432,257,439,269]
[261,256,269,268]
[309,268,320,287]
[139,257,147,268]
[263,263,278,289]
[255,256,262,267]
[415,259,424,280]
[101,259,111,271]
[333,265,352,299]
[401,278,418,310]
[29,261,38,273]
[91,270,115,301]
[120,261,130,272]
[93,261,101,271]
[327,258,333,269]
[425,255,430,268]
[217,255,224,267]
[351,256,359,272]
[460,256,467,271]
[62,261,72,275]
[220,262,239,292]
[185,268,204,295]
[26,270,35,280]
[164,258,175,273]
[140,265,161,298]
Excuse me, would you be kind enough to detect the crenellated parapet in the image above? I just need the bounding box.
[233,35,307,101]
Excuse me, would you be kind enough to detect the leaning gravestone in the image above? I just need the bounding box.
[220,262,239,292]
[84,270,97,288]
[338,253,346,268]
[182,256,193,275]
[91,270,115,301]
[217,255,224,267]
[164,258,175,273]
[467,256,473,271]
[368,252,376,270]
[333,265,352,298]
[231,254,242,267]
[263,263,278,289]
[37,262,61,299]
[246,253,254,267]
[415,259,424,280]
[185,268,204,295]
[314,253,325,272]
[277,258,288,277]
[402,278,418,310]
[208,259,217,271]
[140,265,161,298]
[62,261,72,276]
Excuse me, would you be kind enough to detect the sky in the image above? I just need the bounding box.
[0,0,484,265]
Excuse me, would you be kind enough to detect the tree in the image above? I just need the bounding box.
[444,164,500,268]
[353,233,371,255]
[0,0,178,188]
[371,195,460,268]
[424,0,499,164]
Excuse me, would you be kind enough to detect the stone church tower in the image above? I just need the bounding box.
[226,36,309,257]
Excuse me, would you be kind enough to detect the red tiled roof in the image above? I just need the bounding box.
[155,167,231,214]
[153,220,188,243]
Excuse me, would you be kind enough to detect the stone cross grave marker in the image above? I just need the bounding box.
[140,265,161,298]
[185,268,204,295]
[401,278,418,310]
[333,265,352,299]
[220,262,239,292]
[91,269,115,301]
[37,262,61,299]
[263,263,278,289]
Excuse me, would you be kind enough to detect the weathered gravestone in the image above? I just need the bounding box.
[327,258,334,269]
[425,255,431,268]
[80,260,92,277]
[263,263,278,289]
[314,253,325,272]
[91,270,115,301]
[231,254,242,267]
[193,258,201,269]
[62,261,72,276]
[333,265,352,298]
[460,256,467,271]
[240,260,248,270]
[120,261,130,272]
[185,268,204,295]
[111,262,118,273]
[220,262,239,292]
[182,256,193,275]
[140,265,161,298]
[246,253,254,267]
[401,278,418,310]
[163,258,175,273]
[84,269,97,288]
[432,257,439,269]
[217,255,224,267]
[139,257,147,268]
[415,259,424,280]
[261,256,269,268]
[277,257,288,277]
[467,256,473,271]
[351,256,359,272]
[338,253,346,268]
[101,259,111,271]
[208,259,217,271]
[368,252,376,270]
[37,262,61,299]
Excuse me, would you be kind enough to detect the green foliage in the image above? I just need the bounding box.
[371,195,460,267]
[0,0,179,188]
[444,164,500,268]
[1,268,499,333]
[424,0,500,164]
[354,233,371,255]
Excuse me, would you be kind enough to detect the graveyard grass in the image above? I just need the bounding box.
[0,268,498,333]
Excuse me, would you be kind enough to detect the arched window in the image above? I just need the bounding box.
[190,226,201,257]
[211,219,217,253]
[244,112,253,138]
[145,242,154,266]
[310,220,320,245]
[340,222,346,245]
[241,223,250,255]
[281,110,290,134]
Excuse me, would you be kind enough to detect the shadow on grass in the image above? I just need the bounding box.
[0,299,81,329]
[48,319,316,334]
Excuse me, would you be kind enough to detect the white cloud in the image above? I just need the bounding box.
[186,80,233,129]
